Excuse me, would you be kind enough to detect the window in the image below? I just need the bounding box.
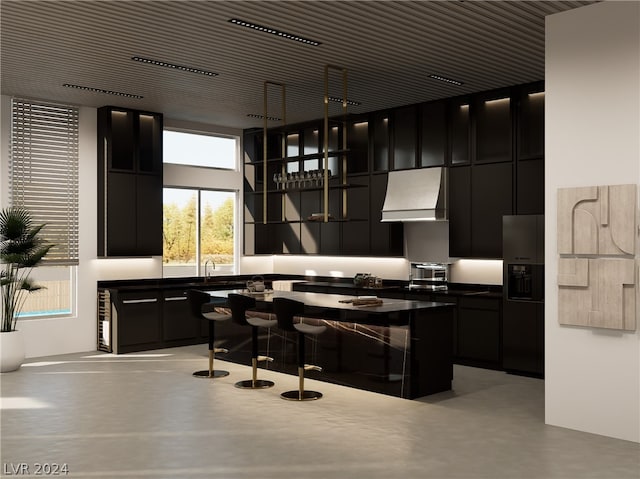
[162,188,236,278]
[9,98,79,318]
[163,130,236,169]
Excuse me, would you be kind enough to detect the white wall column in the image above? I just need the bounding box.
[545,1,640,442]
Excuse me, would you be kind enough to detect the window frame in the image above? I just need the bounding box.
[162,186,238,278]
[162,129,239,171]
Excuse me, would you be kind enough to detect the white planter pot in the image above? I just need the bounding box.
[0,329,25,372]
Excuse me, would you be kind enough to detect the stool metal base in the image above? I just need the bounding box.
[235,379,275,389]
[192,369,229,379]
[280,390,323,401]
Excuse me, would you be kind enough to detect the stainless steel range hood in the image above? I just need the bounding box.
[381,167,447,222]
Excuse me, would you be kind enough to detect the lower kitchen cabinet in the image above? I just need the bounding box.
[112,290,162,352]
[162,289,200,341]
[503,300,544,377]
[406,292,458,360]
[99,282,241,353]
[456,296,502,369]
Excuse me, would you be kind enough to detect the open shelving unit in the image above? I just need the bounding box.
[252,65,365,226]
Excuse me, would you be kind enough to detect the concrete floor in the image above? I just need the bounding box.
[1,345,638,479]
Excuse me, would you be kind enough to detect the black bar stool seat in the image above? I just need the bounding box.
[189,289,231,379]
[273,297,326,401]
[228,293,277,389]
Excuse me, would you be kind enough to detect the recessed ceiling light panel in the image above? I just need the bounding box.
[247,113,282,121]
[327,96,361,106]
[229,18,321,46]
[428,74,464,86]
[63,83,143,99]
[132,56,218,76]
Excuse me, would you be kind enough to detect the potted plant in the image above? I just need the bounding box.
[0,207,53,372]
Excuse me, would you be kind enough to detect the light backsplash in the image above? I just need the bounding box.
[448,259,503,285]
[270,255,409,280]
[241,254,503,285]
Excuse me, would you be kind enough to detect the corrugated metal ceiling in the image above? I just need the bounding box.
[1,0,596,130]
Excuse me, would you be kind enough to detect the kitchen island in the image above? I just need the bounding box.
[207,290,455,399]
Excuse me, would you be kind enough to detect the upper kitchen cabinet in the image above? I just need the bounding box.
[474,91,512,164]
[347,117,369,174]
[471,162,513,258]
[516,158,544,215]
[517,83,545,161]
[449,98,471,165]
[420,100,447,167]
[98,106,163,257]
[449,166,472,257]
[99,107,162,174]
[370,173,403,256]
[449,163,513,259]
[372,112,390,172]
[392,105,418,170]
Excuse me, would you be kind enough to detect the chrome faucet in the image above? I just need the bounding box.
[204,259,216,280]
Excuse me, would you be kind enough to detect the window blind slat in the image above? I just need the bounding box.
[10,98,79,266]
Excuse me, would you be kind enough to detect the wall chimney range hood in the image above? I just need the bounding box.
[381,167,447,222]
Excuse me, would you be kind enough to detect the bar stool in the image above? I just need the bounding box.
[189,289,231,379]
[227,293,277,389]
[273,297,327,401]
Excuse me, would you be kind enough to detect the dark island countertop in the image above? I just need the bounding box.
[208,289,454,317]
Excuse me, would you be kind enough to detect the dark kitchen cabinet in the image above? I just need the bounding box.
[516,159,544,215]
[254,224,280,255]
[98,106,163,257]
[370,173,403,256]
[420,100,447,167]
[342,175,370,254]
[449,98,470,165]
[243,81,543,260]
[449,163,512,259]
[503,300,544,376]
[372,112,390,172]
[162,289,199,341]
[449,166,472,257]
[517,84,545,161]
[393,105,418,170]
[112,290,162,351]
[471,163,513,258]
[347,119,369,174]
[502,214,544,263]
[474,93,512,164]
[457,296,501,369]
[320,222,341,255]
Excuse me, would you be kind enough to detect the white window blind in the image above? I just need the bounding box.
[10,98,79,265]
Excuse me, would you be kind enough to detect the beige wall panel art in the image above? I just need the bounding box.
[557,184,636,256]
[558,258,637,331]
